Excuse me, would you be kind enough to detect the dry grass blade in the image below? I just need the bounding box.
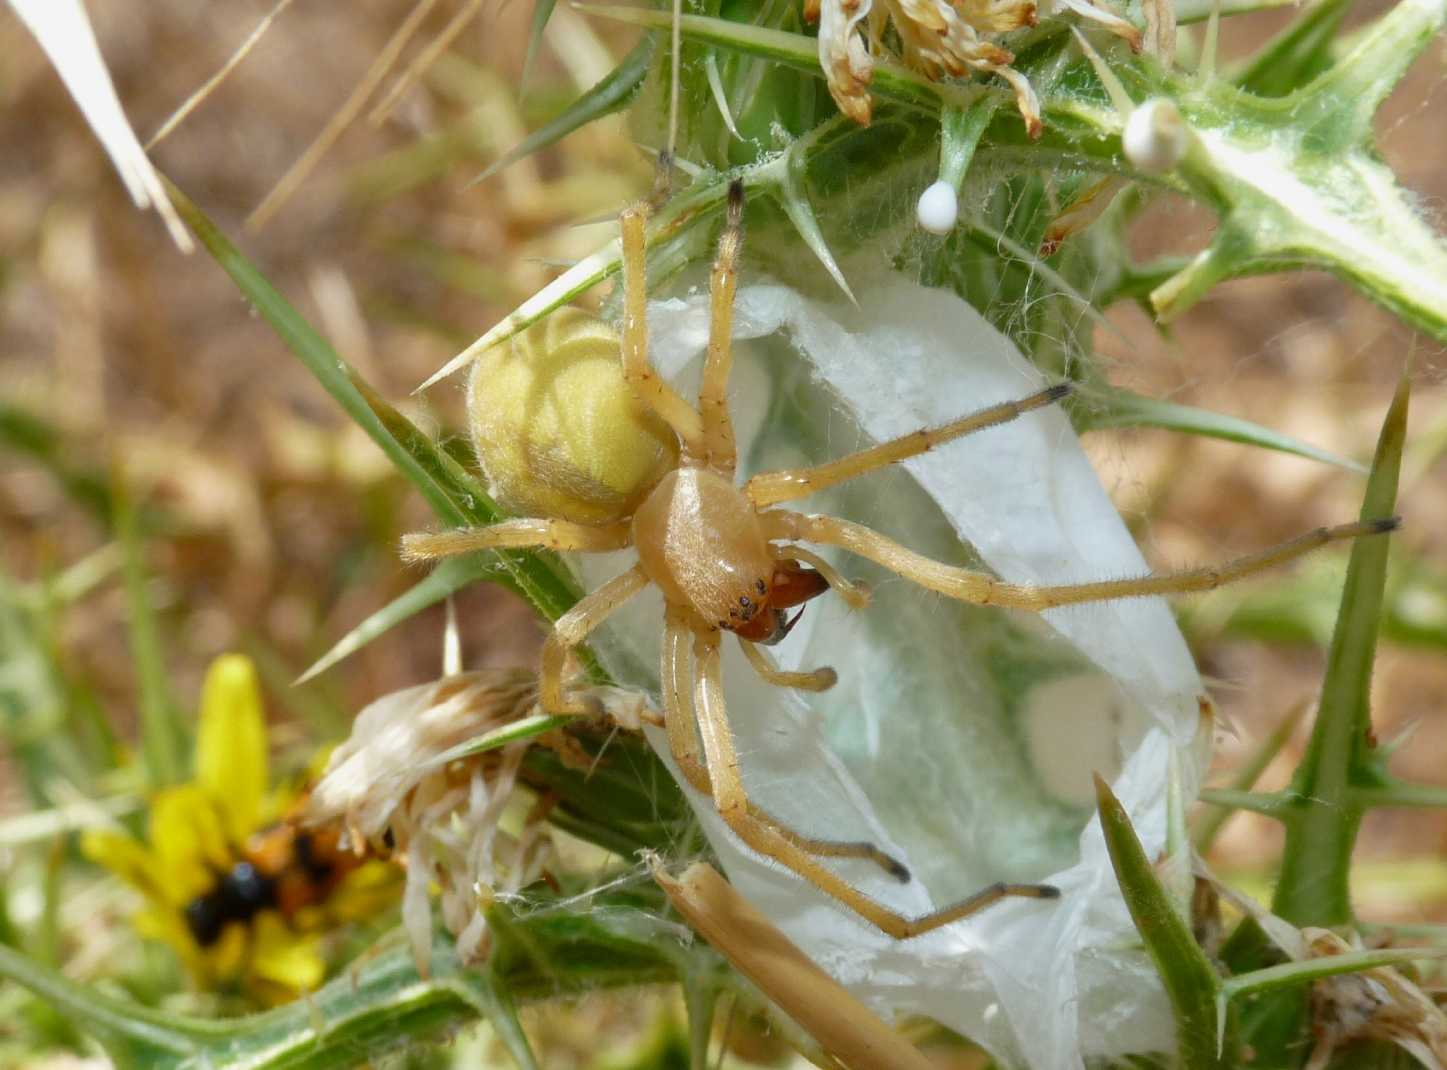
[246,0,443,230]
[146,0,298,148]
[652,859,935,1070]
[368,0,486,125]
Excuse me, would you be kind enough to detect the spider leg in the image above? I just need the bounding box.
[663,607,707,784]
[401,519,631,562]
[745,383,1071,508]
[540,565,649,714]
[763,512,1399,610]
[770,544,871,610]
[620,201,705,451]
[662,611,905,880]
[739,638,837,692]
[697,181,743,476]
[688,629,1054,936]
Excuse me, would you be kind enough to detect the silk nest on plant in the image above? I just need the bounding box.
[572,265,1214,1070]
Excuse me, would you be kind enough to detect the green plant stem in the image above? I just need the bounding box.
[0,891,694,1069]
[1194,702,1309,851]
[1222,946,1447,1002]
[1197,788,1288,816]
[115,472,184,788]
[1352,781,1447,809]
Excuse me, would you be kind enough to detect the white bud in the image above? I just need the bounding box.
[1123,97,1187,174]
[916,180,959,235]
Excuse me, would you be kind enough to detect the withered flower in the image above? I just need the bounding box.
[812,0,1142,134]
[307,670,651,974]
[1304,928,1447,1070]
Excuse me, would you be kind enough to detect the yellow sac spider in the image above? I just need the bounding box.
[404,180,1398,941]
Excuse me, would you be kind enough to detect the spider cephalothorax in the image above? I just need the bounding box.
[405,178,1396,940]
[631,467,831,644]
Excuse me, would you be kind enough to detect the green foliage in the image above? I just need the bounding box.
[0,402,115,525]
[0,888,695,1069]
[1102,382,1446,1069]
[4,0,1446,1066]
[1096,774,1224,1069]
[116,472,185,789]
[477,36,657,186]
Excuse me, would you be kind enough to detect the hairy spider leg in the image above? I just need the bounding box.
[400,518,632,562]
[763,513,1400,610]
[739,639,837,691]
[677,626,1056,939]
[620,200,705,451]
[698,182,744,475]
[539,565,650,714]
[745,383,1072,508]
[662,609,906,878]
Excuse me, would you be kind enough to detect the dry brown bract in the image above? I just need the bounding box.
[1305,929,1447,1070]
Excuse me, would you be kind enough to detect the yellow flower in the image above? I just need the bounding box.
[82,654,397,1002]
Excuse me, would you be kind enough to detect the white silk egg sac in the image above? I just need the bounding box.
[1123,98,1188,175]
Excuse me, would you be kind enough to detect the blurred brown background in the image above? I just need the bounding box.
[1,1,1444,921]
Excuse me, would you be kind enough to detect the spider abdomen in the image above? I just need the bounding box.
[467,309,678,525]
[633,468,773,630]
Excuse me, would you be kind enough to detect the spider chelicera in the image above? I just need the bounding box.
[405,179,1396,939]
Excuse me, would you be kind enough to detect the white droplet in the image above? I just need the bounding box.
[916,180,958,235]
[1123,98,1187,175]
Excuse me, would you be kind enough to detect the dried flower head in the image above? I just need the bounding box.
[307,670,652,974]
[811,0,1143,134]
[814,0,1040,131]
[1304,928,1447,1070]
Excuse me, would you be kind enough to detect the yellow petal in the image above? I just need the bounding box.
[249,913,325,994]
[195,654,269,841]
[134,904,209,982]
[149,786,230,902]
[207,921,249,984]
[329,862,403,922]
[81,829,162,897]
